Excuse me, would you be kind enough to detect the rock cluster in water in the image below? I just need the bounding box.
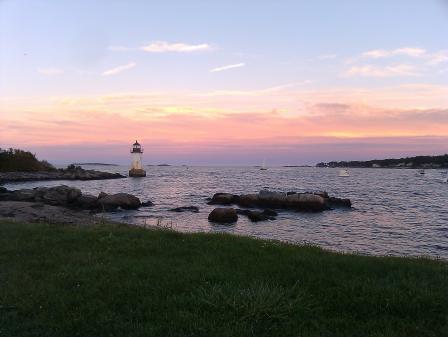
[0,185,153,212]
[208,190,351,211]
[0,165,125,184]
[207,190,351,223]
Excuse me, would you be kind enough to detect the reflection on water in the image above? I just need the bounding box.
[5,166,448,258]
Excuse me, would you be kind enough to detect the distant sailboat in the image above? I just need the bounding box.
[260,158,268,170]
[442,171,448,183]
[338,169,349,177]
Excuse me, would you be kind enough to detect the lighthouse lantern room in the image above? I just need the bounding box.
[129,140,146,177]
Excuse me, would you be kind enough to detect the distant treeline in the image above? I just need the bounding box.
[0,148,55,172]
[316,154,448,169]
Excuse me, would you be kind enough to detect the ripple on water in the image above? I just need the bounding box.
[4,166,448,259]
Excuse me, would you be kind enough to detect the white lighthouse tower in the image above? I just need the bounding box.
[129,140,146,177]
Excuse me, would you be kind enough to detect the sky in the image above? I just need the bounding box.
[1,0,448,165]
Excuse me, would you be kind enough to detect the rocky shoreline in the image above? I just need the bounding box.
[0,185,352,226]
[0,185,153,225]
[0,165,125,184]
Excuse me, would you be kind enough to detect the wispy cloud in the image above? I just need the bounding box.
[427,50,448,65]
[345,64,418,77]
[210,63,245,73]
[37,67,64,76]
[318,54,337,60]
[142,41,211,53]
[363,47,426,59]
[360,47,448,67]
[101,62,136,76]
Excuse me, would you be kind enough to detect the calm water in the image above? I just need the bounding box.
[4,166,448,259]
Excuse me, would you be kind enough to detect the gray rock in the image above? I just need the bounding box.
[35,185,82,206]
[76,194,98,210]
[11,189,37,201]
[98,193,141,210]
[208,208,238,223]
[237,194,259,207]
[169,206,199,213]
[237,209,277,222]
[0,201,105,225]
[326,197,351,208]
[208,193,237,205]
[98,192,108,199]
[286,193,326,211]
[207,190,350,212]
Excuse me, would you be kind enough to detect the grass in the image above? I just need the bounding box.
[0,221,447,337]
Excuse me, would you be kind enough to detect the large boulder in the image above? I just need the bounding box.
[257,190,287,207]
[237,194,259,207]
[286,193,326,211]
[326,197,351,208]
[34,185,82,206]
[208,193,237,205]
[98,193,141,210]
[10,189,36,201]
[208,208,238,223]
[76,194,98,210]
[236,208,277,222]
[247,210,276,222]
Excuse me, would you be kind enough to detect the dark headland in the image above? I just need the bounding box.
[0,148,125,184]
[316,154,448,169]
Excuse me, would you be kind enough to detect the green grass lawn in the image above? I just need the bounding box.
[0,221,447,337]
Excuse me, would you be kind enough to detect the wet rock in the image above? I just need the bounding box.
[247,211,271,222]
[208,208,238,223]
[286,193,326,211]
[98,192,108,199]
[263,209,278,216]
[10,189,37,201]
[34,185,82,205]
[98,193,141,210]
[258,190,287,208]
[237,209,277,222]
[141,200,154,207]
[0,201,105,225]
[208,193,237,205]
[169,206,199,213]
[208,190,350,212]
[326,197,351,208]
[237,194,259,207]
[314,191,329,199]
[76,194,98,210]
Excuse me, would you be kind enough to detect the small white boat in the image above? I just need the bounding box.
[442,171,448,183]
[338,169,349,177]
[260,158,268,170]
[417,169,425,175]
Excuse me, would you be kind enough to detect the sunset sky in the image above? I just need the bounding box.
[1,0,448,165]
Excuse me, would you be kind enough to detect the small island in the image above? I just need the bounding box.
[72,162,120,166]
[316,154,448,169]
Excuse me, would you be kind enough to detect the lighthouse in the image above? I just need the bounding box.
[129,140,146,177]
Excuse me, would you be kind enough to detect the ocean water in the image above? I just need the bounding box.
[4,166,448,259]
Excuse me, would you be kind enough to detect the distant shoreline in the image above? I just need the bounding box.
[73,163,120,166]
